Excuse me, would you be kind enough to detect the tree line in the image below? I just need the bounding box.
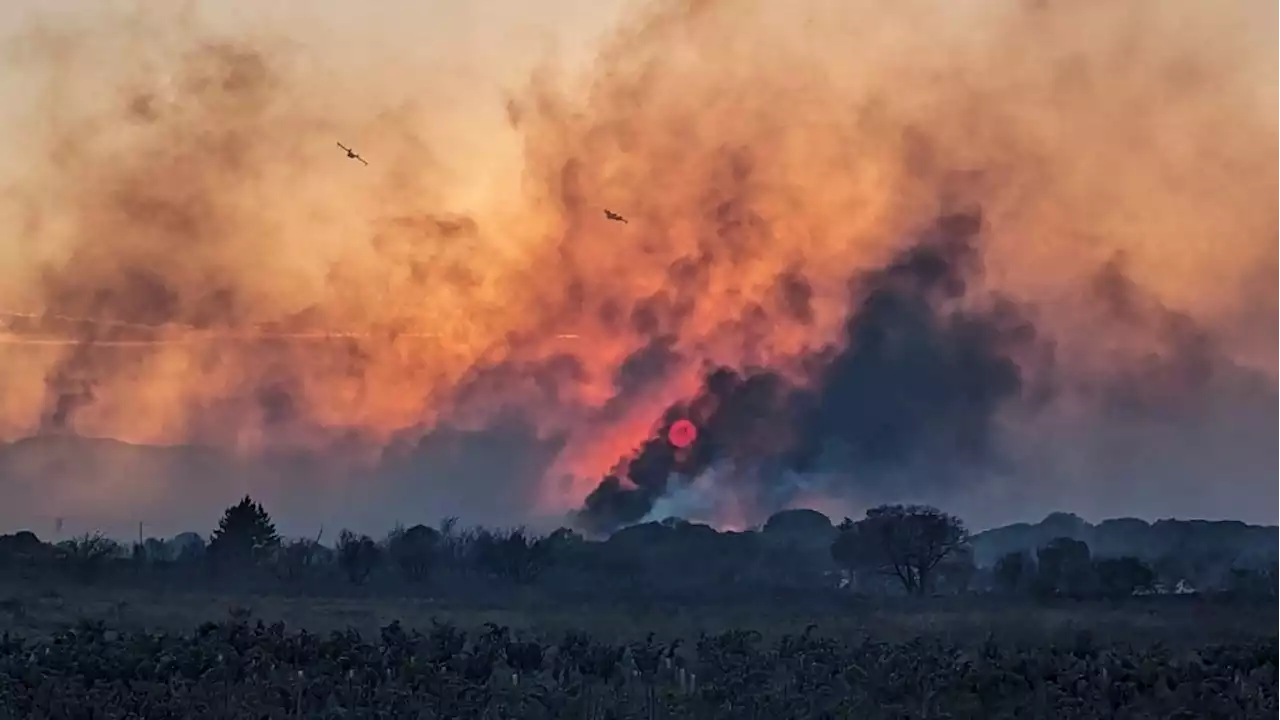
[824,505,1258,600]
[0,496,579,591]
[0,497,1273,603]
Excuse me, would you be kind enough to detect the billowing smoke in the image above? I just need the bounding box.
[0,0,1274,536]
[578,209,1050,532]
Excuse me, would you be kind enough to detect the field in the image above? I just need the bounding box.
[0,584,1275,719]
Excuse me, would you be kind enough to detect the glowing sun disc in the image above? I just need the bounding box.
[668,419,698,449]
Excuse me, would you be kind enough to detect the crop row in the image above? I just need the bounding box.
[0,619,1274,719]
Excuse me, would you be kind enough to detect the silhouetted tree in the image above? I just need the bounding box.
[993,550,1033,594]
[830,505,969,596]
[151,537,173,561]
[935,545,977,594]
[56,533,122,584]
[0,531,50,578]
[434,516,478,573]
[337,530,382,585]
[472,528,556,584]
[129,537,172,565]
[0,531,45,558]
[545,527,585,555]
[208,496,279,568]
[1093,556,1156,598]
[1035,536,1093,597]
[171,532,206,567]
[387,524,441,583]
[272,535,327,585]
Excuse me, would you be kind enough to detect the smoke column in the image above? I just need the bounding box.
[0,0,1273,536]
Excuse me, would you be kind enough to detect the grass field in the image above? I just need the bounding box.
[1,581,1274,647]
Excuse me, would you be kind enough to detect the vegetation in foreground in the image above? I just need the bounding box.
[0,499,1274,718]
[1,615,1275,720]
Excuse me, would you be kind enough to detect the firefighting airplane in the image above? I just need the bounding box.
[336,142,369,166]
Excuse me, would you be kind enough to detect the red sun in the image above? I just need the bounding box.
[667,419,698,449]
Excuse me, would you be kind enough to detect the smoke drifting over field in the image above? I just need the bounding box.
[0,0,1274,536]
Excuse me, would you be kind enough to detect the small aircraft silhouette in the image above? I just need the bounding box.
[603,209,628,224]
[336,142,368,166]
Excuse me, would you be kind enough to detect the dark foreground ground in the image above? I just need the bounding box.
[0,585,1275,719]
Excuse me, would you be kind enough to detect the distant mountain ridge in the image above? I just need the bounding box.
[969,511,1279,567]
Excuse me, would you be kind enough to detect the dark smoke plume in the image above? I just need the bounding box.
[578,209,1048,533]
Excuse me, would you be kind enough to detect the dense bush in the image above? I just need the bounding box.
[0,618,1274,719]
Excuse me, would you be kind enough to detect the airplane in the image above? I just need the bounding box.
[603,209,629,224]
[336,142,369,166]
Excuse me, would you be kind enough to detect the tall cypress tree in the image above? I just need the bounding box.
[208,495,280,567]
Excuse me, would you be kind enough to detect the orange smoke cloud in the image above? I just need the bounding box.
[0,0,1273,534]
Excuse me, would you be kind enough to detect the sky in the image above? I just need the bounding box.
[0,0,1274,539]
[0,0,629,227]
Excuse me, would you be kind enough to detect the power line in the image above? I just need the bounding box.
[0,310,440,340]
[0,310,581,345]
